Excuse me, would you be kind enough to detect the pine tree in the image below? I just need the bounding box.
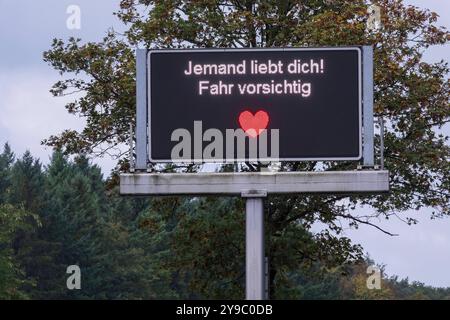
[9,151,45,213]
[8,151,64,299]
[0,143,15,204]
[0,204,36,299]
[42,151,163,299]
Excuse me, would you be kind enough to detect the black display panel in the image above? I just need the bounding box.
[148,48,361,162]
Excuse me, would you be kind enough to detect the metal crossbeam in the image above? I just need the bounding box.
[120,170,389,196]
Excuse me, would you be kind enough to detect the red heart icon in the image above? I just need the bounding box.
[238,110,269,138]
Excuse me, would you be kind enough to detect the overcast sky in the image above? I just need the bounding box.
[0,0,449,287]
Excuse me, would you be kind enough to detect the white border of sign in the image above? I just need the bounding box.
[147,47,362,163]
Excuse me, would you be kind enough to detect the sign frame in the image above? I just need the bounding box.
[146,47,363,163]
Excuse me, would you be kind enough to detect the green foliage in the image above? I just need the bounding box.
[8,151,45,214]
[0,143,14,204]
[151,197,246,299]
[0,204,37,299]
[0,148,167,299]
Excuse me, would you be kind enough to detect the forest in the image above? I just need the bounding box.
[1,143,449,300]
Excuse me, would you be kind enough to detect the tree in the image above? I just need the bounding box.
[7,151,65,299]
[42,0,449,298]
[8,151,46,214]
[0,143,15,205]
[42,151,166,299]
[0,204,37,299]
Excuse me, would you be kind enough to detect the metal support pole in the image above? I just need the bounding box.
[379,116,385,170]
[129,123,135,173]
[135,49,148,170]
[245,196,265,300]
[362,46,374,167]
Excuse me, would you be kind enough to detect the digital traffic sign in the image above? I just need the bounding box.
[148,48,362,162]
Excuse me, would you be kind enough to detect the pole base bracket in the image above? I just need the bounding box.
[241,190,268,198]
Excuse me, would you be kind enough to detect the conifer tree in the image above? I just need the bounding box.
[0,143,15,204]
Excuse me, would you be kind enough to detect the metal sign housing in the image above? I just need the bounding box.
[147,47,363,163]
